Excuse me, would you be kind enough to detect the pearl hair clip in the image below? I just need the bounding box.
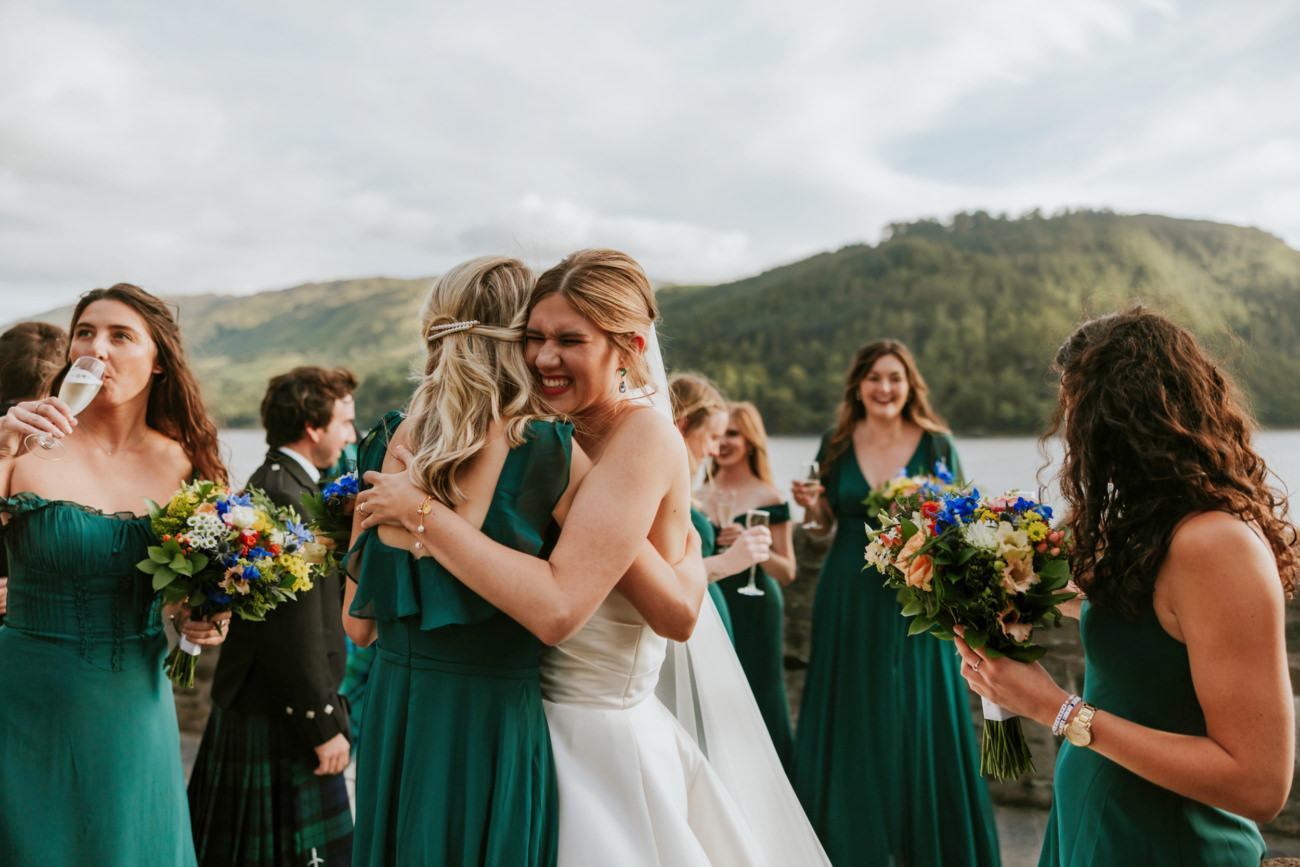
[427,320,479,341]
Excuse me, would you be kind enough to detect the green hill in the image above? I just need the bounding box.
[17,211,1300,435]
[657,210,1300,433]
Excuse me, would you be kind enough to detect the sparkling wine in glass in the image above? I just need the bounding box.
[24,357,105,461]
[737,509,769,597]
[801,461,824,530]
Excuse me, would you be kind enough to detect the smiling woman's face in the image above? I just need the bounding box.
[858,353,910,421]
[524,292,623,417]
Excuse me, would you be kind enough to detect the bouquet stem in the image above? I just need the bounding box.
[979,697,1035,782]
[164,636,202,688]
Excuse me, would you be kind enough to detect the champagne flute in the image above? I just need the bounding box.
[800,461,824,530]
[24,357,106,461]
[715,489,738,549]
[737,509,769,597]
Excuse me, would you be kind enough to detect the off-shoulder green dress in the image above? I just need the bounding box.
[347,413,568,866]
[792,431,1000,866]
[716,502,795,772]
[1039,598,1266,865]
[0,494,196,866]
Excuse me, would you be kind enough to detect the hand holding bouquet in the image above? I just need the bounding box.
[865,487,1074,781]
[137,480,321,687]
[299,471,358,569]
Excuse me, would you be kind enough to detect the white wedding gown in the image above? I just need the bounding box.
[541,589,829,866]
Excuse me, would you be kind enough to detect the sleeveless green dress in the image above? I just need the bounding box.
[348,413,567,866]
[716,502,795,772]
[690,506,735,642]
[0,493,197,866]
[791,431,1000,866]
[1039,599,1266,866]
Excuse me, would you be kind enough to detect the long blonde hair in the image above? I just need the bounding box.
[724,401,774,485]
[405,256,541,505]
[668,372,726,434]
[530,249,658,394]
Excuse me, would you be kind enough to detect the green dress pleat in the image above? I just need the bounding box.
[691,506,735,642]
[348,413,567,867]
[0,493,197,866]
[716,502,795,772]
[1038,599,1265,866]
[791,432,1000,867]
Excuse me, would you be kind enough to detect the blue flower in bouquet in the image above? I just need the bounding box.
[246,546,272,561]
[323,473,358,501]
[286,521,314,547]
[945,490,981,524]
[934,460,955,485]
[241,564,262,582]
[208,589,233,605]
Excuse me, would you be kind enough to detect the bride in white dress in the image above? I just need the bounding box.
[358,249,829,865]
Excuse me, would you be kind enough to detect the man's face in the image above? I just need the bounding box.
[309,395,356,469]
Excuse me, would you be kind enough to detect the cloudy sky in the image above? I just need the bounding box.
[2,0,1297,320]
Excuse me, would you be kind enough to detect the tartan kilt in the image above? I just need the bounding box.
[188,705,353,867]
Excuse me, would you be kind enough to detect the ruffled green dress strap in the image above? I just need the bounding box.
[347,415,572,631]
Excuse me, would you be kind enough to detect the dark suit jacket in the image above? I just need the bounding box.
[211,449,350,749]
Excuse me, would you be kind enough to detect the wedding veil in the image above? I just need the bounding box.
[637,325,832,866]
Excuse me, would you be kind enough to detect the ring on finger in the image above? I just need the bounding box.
[970,659,981,672]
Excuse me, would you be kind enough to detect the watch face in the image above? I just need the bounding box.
[1065,725,1092,747]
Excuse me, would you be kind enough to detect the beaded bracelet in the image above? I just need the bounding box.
[1053,694,1082,736]
[413,495,434,550]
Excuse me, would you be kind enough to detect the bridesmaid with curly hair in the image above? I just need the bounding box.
[961,307,1295,866]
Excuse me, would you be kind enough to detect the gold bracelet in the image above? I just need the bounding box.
[413,495,434,550]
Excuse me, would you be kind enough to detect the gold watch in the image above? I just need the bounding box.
[1064,703,1097,747]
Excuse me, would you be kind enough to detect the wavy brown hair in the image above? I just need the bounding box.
[822,339,949,474]
[61,284,227,484]
[1046,305,1296,618]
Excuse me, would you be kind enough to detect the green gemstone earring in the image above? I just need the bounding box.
[619,368,627,394]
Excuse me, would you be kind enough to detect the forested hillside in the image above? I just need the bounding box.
[657,210,1300,433]
[17,211,1300,434]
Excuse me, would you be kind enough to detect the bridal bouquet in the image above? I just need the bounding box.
[865,487,1074,781]
[862,459,962,524]
[299,471,358,569]
[137,480,320,687]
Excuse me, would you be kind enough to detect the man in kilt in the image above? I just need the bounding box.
[188,366,358,866]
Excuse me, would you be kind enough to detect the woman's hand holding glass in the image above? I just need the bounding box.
[717,524,771,577]
[1,397,77,458]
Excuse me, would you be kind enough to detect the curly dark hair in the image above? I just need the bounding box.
[262,366,357,449]
[1044,305,1296,618]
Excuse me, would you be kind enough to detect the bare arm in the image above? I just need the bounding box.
[359,410,693,645]
[957,514,1294,822]
[341,498,377,647]
[616,532,707,641]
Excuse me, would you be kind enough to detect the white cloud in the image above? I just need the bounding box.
[0,0,1297,321]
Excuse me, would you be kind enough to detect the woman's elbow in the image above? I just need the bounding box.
[344,619,376,648]
[534,603,586,647]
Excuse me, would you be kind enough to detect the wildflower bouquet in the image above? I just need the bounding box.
[865,488,1074,781]
[298,471,358,569]
[137,480,320,687]
[862,460,962,524]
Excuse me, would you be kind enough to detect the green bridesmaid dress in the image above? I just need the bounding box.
[1039,599,1266,866]
[691,505,735,642]
[0,493,197,866]
[716,502,795,772]
[792,431,1000,866]
[348,413,567,867]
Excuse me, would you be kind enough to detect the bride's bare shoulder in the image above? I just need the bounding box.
[609,406,684,456]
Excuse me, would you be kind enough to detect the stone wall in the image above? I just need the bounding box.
[782,527,1300,837]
